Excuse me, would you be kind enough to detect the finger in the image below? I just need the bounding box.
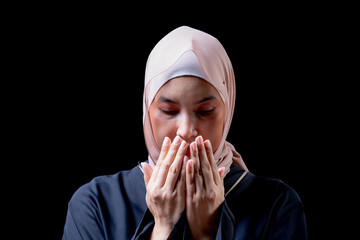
[142,162,153,188]
[190,141,203,192]
[196,136,213,190]
[175,155,187,200]
[190,142,200,173]
[165,140,187,191]
[218,167,226,183]
[186,159,195,198]
[155,136,182,187]
[151,137,171,183]
[204,139,221,185]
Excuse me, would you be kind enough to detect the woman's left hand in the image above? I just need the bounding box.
[185,136,226,240]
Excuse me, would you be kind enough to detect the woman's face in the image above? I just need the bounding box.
[149,76,225,157]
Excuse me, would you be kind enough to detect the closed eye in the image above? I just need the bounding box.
[160,109,178,115]
[197,109,215,116]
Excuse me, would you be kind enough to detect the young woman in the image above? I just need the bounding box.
[62,26,307,240]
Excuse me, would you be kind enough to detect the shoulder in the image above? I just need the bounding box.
[225,165,303,210]
[63,165,148,238]
[223,165,308,239]
[68,165,145,210]
[251,174,303,210]
[248,173,300,199]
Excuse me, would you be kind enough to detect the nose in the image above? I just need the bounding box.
[176,113,198,142]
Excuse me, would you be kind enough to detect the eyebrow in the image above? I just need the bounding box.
[197,96,217,103]
[158,96,177,104]
[158,96,217,104]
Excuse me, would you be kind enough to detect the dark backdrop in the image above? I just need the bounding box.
[24,6,344,239]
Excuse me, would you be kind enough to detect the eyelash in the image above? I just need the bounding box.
[160,109,214,116]
[161,109,178,115]
[197,109,215,116]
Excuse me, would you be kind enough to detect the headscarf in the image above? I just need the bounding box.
[143,26,248,174]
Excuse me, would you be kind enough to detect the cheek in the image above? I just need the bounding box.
[149,107,177,149]
[199,110,225,153]
[202,120,224,151]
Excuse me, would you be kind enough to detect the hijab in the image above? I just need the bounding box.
[143,26,248,174]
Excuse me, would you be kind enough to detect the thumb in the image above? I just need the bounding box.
[141,162,153,187]
[218,167,226,180]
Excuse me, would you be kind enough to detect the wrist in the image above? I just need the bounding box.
[150,222,172,240]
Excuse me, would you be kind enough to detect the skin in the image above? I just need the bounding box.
[142,76,226,240]
[149,76,225,154]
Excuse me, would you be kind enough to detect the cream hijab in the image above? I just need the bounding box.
[143,26,248,174]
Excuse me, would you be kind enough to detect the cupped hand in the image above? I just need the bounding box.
[142,136,188,240]
[185,136,225,239]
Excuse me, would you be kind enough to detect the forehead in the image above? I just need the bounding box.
[155,76,221,101]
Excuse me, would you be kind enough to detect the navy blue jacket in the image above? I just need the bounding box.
[62,164,307,239]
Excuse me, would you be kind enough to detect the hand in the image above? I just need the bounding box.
[142,136,187,240]
[185,136,225,239]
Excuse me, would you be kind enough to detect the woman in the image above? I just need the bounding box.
[62,26,307,239]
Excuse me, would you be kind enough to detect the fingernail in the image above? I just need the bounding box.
[191,142,197,151]
[196,136,204,145]
[163,137,171,146]
[219,167,225,178]
[188,160,194,176]
[204,140,211,148]
[187,159,193,168]
[180,140,187,149]
[173,136,182,145]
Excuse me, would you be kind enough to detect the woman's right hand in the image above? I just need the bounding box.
[142,136,188,240]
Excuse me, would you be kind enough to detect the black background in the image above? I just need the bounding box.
[12,4,352,239]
